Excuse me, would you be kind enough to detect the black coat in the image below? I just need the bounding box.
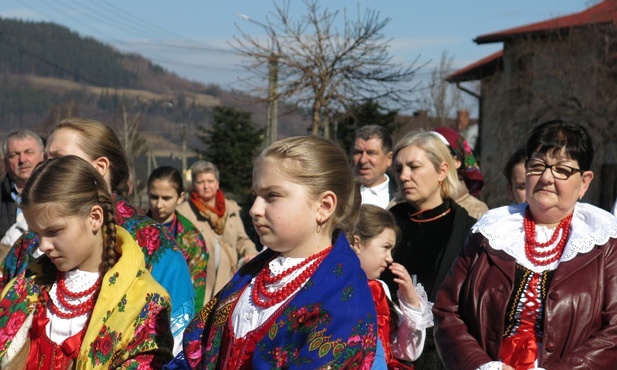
[0,176,18,239]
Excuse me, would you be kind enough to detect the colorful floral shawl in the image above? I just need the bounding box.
[155,211,209,311]
[167,234,378,369]
[0,193,195,342]
[0,227,174,369]
[433,127,485,197]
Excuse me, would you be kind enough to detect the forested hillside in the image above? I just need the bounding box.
[0,17,308,140]
[0,19,139,87]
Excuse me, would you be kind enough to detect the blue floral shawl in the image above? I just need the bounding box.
[167,234,378,369]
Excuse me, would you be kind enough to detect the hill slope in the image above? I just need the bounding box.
[0,17,309,141]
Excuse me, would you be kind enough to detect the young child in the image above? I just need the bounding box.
[147,166,209,311]
[352,204,434,369]
[0,155,173,368]
[168,136,380,369]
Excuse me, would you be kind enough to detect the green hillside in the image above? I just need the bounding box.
[0,18,139,87]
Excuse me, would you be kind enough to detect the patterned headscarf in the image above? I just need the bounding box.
[433,127,485,196]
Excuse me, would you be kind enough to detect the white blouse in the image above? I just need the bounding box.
[48,269,100,344]
[232,254,319,338]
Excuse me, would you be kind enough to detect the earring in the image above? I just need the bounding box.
[438,180,444,187]
[316,219,323,233]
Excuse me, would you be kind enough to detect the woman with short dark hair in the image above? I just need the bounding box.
[434,120,617,369]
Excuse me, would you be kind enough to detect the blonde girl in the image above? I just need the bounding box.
[0,155,173,368]
[169,136,380,369]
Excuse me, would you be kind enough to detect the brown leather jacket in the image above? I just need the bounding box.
[433,232,617,370]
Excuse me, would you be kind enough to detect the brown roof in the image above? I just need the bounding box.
[447,50,503,82]
[449,1,617,83]
[475,1,617,44]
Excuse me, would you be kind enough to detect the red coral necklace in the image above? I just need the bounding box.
[523,208,573,266]
[49,271,101,319]
[252,246,333,308]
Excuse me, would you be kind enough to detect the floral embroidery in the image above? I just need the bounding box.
[201,327,223,369]
[136,226,162,256]
[341,286,354,301]
[257,343,312,368]
[118,295,128,313]
[0,277,33,357]
[123,294,171,355]
[333,263,344,277]
[176,212,209,308]
[282,304,330,333]
[108,272,120,286]
[90,324,122,365]
[336,316,377,368]
[114,199,136,224]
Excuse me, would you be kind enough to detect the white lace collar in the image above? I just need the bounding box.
[473,203,617,272]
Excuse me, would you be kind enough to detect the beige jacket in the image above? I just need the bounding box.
[177,198,257,304]
[455,192,489,220]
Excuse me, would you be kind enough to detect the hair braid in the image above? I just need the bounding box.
[99,201,119,276]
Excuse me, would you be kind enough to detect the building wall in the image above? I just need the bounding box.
[478,29,617,209]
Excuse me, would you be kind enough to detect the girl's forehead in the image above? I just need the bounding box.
[22,203,64,223]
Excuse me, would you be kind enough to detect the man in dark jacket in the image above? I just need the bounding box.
[0,130,44,238]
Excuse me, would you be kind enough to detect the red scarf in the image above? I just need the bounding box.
[190,189,227,235]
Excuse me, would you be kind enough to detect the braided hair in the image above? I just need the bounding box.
[21,155,119,276]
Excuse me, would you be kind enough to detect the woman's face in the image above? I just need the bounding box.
[148,179,183,224]
[526,150,593,225]
[193,172,219,203]
[393,145,447,210]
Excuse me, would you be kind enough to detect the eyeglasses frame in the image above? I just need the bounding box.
[525,159,584,180]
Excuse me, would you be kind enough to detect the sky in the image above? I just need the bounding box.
[0,0,594,115]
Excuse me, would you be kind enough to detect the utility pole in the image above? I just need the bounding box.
[266,55,278,145]
[236,13,279,145]
[181,123,187,176]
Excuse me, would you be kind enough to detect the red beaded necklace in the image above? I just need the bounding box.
[252,246,333,308]
[49,272,101,319]
[523,208,573,266]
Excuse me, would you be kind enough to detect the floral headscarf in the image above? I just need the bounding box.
[433,127,485,197]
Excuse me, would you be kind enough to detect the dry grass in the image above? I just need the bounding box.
[18,75,220,107]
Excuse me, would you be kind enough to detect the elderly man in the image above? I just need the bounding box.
[351,125,396,209]
[0,130,44,238]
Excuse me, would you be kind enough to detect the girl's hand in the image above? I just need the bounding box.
[389,262,420,307]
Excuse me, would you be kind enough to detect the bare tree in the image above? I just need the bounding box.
[43,101,79,133]
[424,50,462,125]
[233,0,421,137]
[115,106,149,202]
